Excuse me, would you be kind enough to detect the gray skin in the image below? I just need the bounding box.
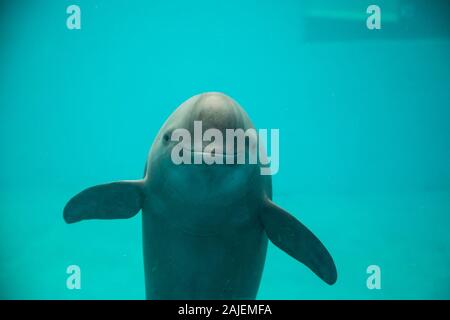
[64,92,337,299]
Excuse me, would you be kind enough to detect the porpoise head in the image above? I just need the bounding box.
[144,92,263,210]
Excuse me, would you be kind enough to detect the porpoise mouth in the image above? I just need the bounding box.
[182,147,245,163]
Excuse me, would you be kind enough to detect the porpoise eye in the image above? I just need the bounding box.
[162,132,171,144]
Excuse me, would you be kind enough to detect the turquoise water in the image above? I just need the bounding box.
[1,1,449,299]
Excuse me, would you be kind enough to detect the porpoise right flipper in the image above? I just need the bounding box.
[63,180,144,224]
[260,200,337,285]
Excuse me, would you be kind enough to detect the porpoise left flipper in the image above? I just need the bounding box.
[63,180,144,224]
[260,200,337,285]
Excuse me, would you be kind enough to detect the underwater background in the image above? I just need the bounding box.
[0,0,449,299]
